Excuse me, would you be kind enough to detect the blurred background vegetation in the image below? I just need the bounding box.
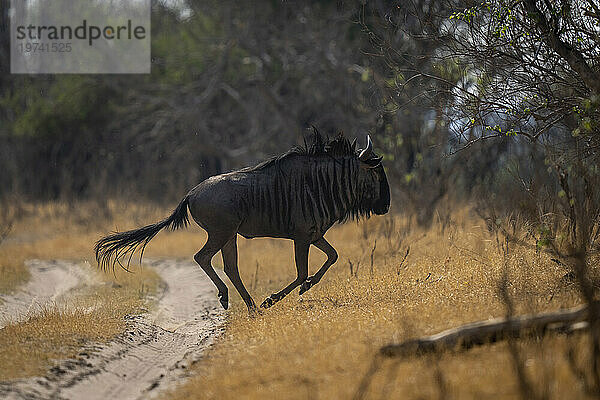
[0,1,507,217]
[1,0,386,202]
[0,0,599,237]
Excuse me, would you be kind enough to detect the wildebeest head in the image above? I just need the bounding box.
[355,135,390,215]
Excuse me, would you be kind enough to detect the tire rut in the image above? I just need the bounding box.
[0,259,225,400]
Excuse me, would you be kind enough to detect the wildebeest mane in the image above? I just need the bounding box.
[243,128,356,173]
[241,129,377,233]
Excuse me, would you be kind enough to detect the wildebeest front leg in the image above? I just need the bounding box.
[260,240,309,308]
[221,235,257,313]
[299,237,338,295]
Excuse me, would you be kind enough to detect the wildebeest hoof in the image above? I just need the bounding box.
[299,277,316,295]
[260,294,278,308]
[218,291,229,310]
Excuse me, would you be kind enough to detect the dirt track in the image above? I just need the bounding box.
[0,260,97,329]
[0,259,225,400]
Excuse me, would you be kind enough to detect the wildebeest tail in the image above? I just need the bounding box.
[95,195,190,272]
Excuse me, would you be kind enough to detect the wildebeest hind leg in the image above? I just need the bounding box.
[194,233,232,310]
[299,237,338,295]
[221,235,257,313]
[260,240,309,309]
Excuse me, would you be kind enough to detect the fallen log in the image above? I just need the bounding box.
[381,304,592,357]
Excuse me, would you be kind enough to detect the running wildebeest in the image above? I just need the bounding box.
[95,130,390,312]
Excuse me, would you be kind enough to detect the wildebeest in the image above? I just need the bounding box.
[95,130,390,312]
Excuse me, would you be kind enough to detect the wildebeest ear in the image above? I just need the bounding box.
[351,138,357,152]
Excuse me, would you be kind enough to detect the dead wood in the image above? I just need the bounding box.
[381,304,593,357]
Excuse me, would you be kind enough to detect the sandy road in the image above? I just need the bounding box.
[0,260,97,329]
[0,259,225,400]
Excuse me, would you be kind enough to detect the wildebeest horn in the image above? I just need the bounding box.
[351,138,357,152]
[359,135,373,161]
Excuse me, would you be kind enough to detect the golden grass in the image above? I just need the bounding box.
[0,267,160,380]
[0,198,214,300]
[0,201,200,380]
[0,201,208,295]
[164,211,595,400]
[0,254,30,296]
[1,201,596,397]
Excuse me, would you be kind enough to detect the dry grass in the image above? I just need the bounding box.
[0,201,208,294]
[164,210,595,400]
[0,267,160,380]
[0,201,202,380]
[1,201,597,397]
[0,254,30,297]
[2,201,203,261]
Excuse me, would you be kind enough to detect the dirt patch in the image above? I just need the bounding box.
[0,259,225,399]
